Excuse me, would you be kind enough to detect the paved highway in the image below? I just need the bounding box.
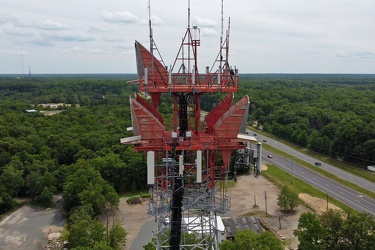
[246,129,375,216]
[247,128,375,193]
[263,152,375,216]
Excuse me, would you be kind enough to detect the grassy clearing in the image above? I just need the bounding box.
[262,165,354,213]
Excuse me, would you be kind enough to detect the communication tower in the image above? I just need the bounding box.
[121,1,262,249]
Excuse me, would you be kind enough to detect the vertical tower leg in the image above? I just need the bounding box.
[170,177,184,249]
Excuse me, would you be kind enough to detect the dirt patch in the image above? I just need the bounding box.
[299,193,343,214]
[225,174,311,249]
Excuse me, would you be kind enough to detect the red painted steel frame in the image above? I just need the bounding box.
[124,25,249,191]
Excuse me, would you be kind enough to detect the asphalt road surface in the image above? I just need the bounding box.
[264,152,375,216]
[246,129,375,216]
[130,220,157,249]
[247,128,375,193]
[0,196,65,250]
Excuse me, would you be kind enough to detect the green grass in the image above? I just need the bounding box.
[252,127,375,183]
[262,143,375,200]
[262,165,354,213]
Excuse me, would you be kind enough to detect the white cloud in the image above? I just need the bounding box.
[116,44,133,50]
[34,19,68,30]
[100,10,139,24]
[0,49,30,55]
[192,16,217,28]
[11,15,32,28]
[335,50,375,59]
[3,28,34,37]
[139,15,162,26]
[102,37,125,43]
[88,25,109,33]
[1,12,67,31]
[139,19,148,26]
[71,47,84,52]
[0,12,11,24]
[42,31,95,42]
[200,28,217,37]
[151,15,162,26]
[62,46,110,54]
[87,48,111,54]
[355,51,375,59]
[28,39,54,47]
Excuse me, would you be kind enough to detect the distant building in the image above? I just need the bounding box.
[26,103,79,116]
[39,103,70,109]
[40,110,64,116]
[25,109,38,113]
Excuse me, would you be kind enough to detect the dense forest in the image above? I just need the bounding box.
[0,74,374,248]
[238,74,375,166]
[0,75,147,209]
[0,75,141,248]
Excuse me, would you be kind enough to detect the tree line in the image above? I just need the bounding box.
[238,74,375,167]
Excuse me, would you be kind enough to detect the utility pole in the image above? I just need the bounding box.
[264,191,268,217]
[254,195,256,207]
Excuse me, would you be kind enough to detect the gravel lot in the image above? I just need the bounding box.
[115,172,315,250]
[0,195,65,250]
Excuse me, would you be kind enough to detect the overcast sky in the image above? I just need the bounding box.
[1,0,374,74]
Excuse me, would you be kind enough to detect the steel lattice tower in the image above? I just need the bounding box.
[121,1,261,249]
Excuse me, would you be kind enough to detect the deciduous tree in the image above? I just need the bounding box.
[220,230,284,250]
[294,212,325,250]
[277,185,299,211]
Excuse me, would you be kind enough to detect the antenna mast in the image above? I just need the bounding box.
[221,0,224,43]
[220,0,224,69]
[148,0,152,53]
[188,0,190,29]
[147,0,166,88]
